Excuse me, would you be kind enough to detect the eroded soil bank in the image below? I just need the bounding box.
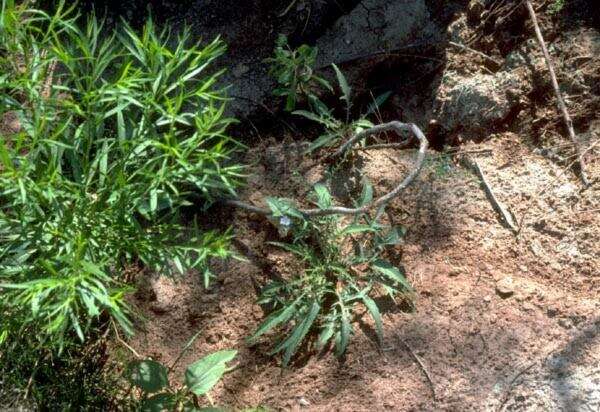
[113,1,599,410]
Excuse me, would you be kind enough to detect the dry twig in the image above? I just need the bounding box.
[525,0,590,186]
[112,320,142,359]
[397,334,437,402]
[497,362,536,411]
[449,41,501,67]
[225,121,428,217]
[461,156,518,233]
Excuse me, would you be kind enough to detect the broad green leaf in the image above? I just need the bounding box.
[128,360,169,393]
[372,259,412,291]
[265,197,303,219]
[142,393,177,412]
[185,350,237,396]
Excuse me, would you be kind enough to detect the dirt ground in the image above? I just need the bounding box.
[124,1,600,411]
[130,130,599,411]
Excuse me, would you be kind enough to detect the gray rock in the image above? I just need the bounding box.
[315,0,440,67]
[435,70,524,137]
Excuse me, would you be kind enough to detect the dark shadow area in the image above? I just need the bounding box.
[546,318,600,411]
[559,0,600,30]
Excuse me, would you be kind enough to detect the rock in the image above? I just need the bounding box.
[315,0,440,66]
[558,318,573,329]
[297,397,311,407]
[495,277,515,298]
[522,302,535,312]
[435,70,525,138]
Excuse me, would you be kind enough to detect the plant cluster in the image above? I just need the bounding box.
[248,183,413,366]
[242,37,416,367]
[1,0,420,405]
[549,0,566,14]
[0,0,242,405]
[269,36,391,153]
[266,34,332,111]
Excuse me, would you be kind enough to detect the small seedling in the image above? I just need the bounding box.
[266,34,332,111]
[127,349,237,411]
[294,64,391,153]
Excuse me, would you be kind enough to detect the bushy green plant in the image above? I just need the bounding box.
[293,63,386,152]
[127,348,237,411]
[0,0,242,403]
[266,34,332,111]
[248,184,412,366]
[268,37,391,152]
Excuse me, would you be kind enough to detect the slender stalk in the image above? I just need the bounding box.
[225,120,428,217]
[525,0,590,186]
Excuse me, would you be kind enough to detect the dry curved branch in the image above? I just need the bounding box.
[224,120,428,217]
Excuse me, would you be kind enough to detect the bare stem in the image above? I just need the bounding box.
[224,120,428,217]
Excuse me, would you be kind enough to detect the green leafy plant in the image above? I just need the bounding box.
[127,349,237,411]
[549,0,565,14]
[267,37,391,152]
[266,34,332,111]
[0,0,243,405]
[293,63,364,152]
[248,184,413,366]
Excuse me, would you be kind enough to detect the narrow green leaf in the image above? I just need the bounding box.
[317,322,335,350]
[313,183,332,209]
[280,300,320,366]
[358,178,373,207]
[338,224,376,236]
[365,91,392,116]
[248,298,299,343]
[332,63,351,104]
[335,310,351,357]
[361,294,383,345]
[265,197,303,219]
[372,259,412,291]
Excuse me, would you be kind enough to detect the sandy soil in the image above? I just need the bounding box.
[123,1,600,410]
[129,129,599,411]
